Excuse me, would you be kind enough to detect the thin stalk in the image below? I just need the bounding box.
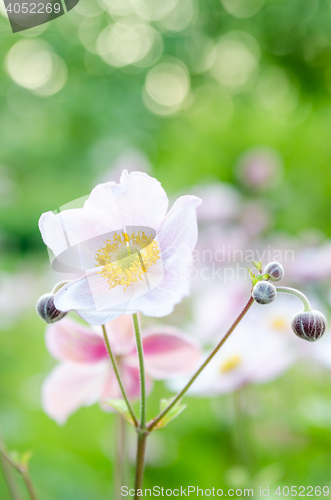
[0,455,22,500]
[0,449,37,500]
[134,431,148,497]
[276,286,312,312]
[102,325,138,427]
[132,314,147,429]
[232,389,253,473]
[22,474,38,500]
[114,415,127,499]
[148,295,254,432]
[132,313,148,500]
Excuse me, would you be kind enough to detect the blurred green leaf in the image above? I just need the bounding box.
[154,398,187,430]
[105,399,135,426]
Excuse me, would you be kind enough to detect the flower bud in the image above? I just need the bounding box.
[252,281,276,305]
[264,261,284,282]
[291,310,327,342]
[36,293,67,324]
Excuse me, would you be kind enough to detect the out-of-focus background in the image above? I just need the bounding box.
[1,0,331,497]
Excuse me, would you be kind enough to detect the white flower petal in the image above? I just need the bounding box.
[85,170,169,229]
[39,207,122,260]
[157,195,202,257]
[126,196,202,317]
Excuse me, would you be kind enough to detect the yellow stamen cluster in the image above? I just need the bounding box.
[95,231,161,291]
[219,354,242,374]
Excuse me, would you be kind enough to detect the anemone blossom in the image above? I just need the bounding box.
[39,171,201,325]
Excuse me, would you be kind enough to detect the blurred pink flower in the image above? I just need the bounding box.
[42,315,201,424]
[39,171,201,325]
[236,146,283,190]
[238,200,270,237]
[191,183,241,224]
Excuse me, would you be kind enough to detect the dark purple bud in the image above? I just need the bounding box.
[252,281,276,305]
[291,310,327,342]
[264,261,284,282]
[36,293,67,324]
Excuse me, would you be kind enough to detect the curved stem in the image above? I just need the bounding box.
[132,314,147,429]
[102,325,138,428]
[276,286,312,312]
[148,295,254,432]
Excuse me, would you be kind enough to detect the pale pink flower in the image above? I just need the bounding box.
[38,171,201,325]
[171,323,296,396]
[42,315,201,424]
[236,146,283,190]
[171,289,302,396]
[191,183,241,224]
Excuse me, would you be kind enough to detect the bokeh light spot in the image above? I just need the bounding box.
[221,0,264,18]
[5,40,67,96]
[143,59,190,115]
[97,19,160,68]
[210,31,260,92]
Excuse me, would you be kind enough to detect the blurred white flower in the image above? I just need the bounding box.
[307,326,331,369]
[190,281,249,342]
[286,241,331,284]
[0,270,41,328]
[169,287,304,396]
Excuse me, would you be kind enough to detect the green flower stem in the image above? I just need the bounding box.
[0,447,37,500]
[101,325,138,428]
[114,415,127,499]
[132,313,148,500]
[276,286,312,312]
[0,454,22,500]
[134,430,148,499]
[132,313,147,429]
[22,474,38,500]
[148,295,254,432]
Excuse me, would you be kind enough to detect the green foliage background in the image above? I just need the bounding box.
[1,0,331,497]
